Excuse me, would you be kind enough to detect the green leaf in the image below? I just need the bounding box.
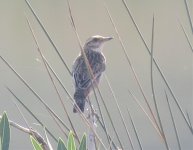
[30,135,43,150]
[67,131,76,150]
[57,138,67,150]
[44,127,53,150]
[0,112,10,150]
[79,134,86,150]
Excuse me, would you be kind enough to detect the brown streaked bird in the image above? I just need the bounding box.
[72,35,113,113]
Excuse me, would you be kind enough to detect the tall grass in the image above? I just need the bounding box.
[0,0,192,149]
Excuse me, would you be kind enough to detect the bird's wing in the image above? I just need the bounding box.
[72,53,105,89]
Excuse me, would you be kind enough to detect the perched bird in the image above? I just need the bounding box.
[72,35,113,113]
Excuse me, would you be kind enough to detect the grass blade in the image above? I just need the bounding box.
[79,134,86,150]
[65,0,117,149]
[165,92,182,150]
[104,75,134,150]
[180,23,193,52]
[0,56,70,135]
[150,15,169,149]
[120,0,193,135]
[128,89,164,139]
[186,112,192,129]
[104,3,161,146]
[24,0,72,76]
[57,138,67,150]
[0,112,10,150]
[127,109,143,150]
[25,15,79,143]
[44,128,53,150]
[6,87,59,141]
[67,131,76,150]
[183,0,193,34]
[30,135,43,150]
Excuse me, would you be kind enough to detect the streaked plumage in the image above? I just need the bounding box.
[72,35,112,113]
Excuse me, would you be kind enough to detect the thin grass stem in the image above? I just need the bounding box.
[120,0,193,135]
[150,16,169,150]
[127,108,143,150]
[6,87,59,141]
[1,55,108,149]
[104,74,134,150]
[104,2,162,138]
[183,0,193,34]
[0,56,71,134]
[165,91,182,150]
[186,112,192,129]
[179,23,193,52]
[128,89,165,140]
[24,0,72,76]
[25,16,80,143]
[43,55,117,149]
[65,0,121,148]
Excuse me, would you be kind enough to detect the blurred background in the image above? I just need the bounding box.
[0,0,192,149]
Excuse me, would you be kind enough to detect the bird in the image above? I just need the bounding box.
[72,35,113,113]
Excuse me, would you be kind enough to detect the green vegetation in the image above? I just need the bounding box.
[0,112,10,150]
[0,112,87,150]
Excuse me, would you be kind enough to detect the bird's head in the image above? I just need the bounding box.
[83,35,113,51]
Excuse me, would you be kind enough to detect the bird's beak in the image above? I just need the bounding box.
[102,36,113,42]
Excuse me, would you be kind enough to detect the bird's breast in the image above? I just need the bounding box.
[86,50,106,63]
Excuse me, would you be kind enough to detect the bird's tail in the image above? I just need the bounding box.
[73,90,86,113]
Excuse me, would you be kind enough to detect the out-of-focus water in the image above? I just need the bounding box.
[0,0,192,149]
